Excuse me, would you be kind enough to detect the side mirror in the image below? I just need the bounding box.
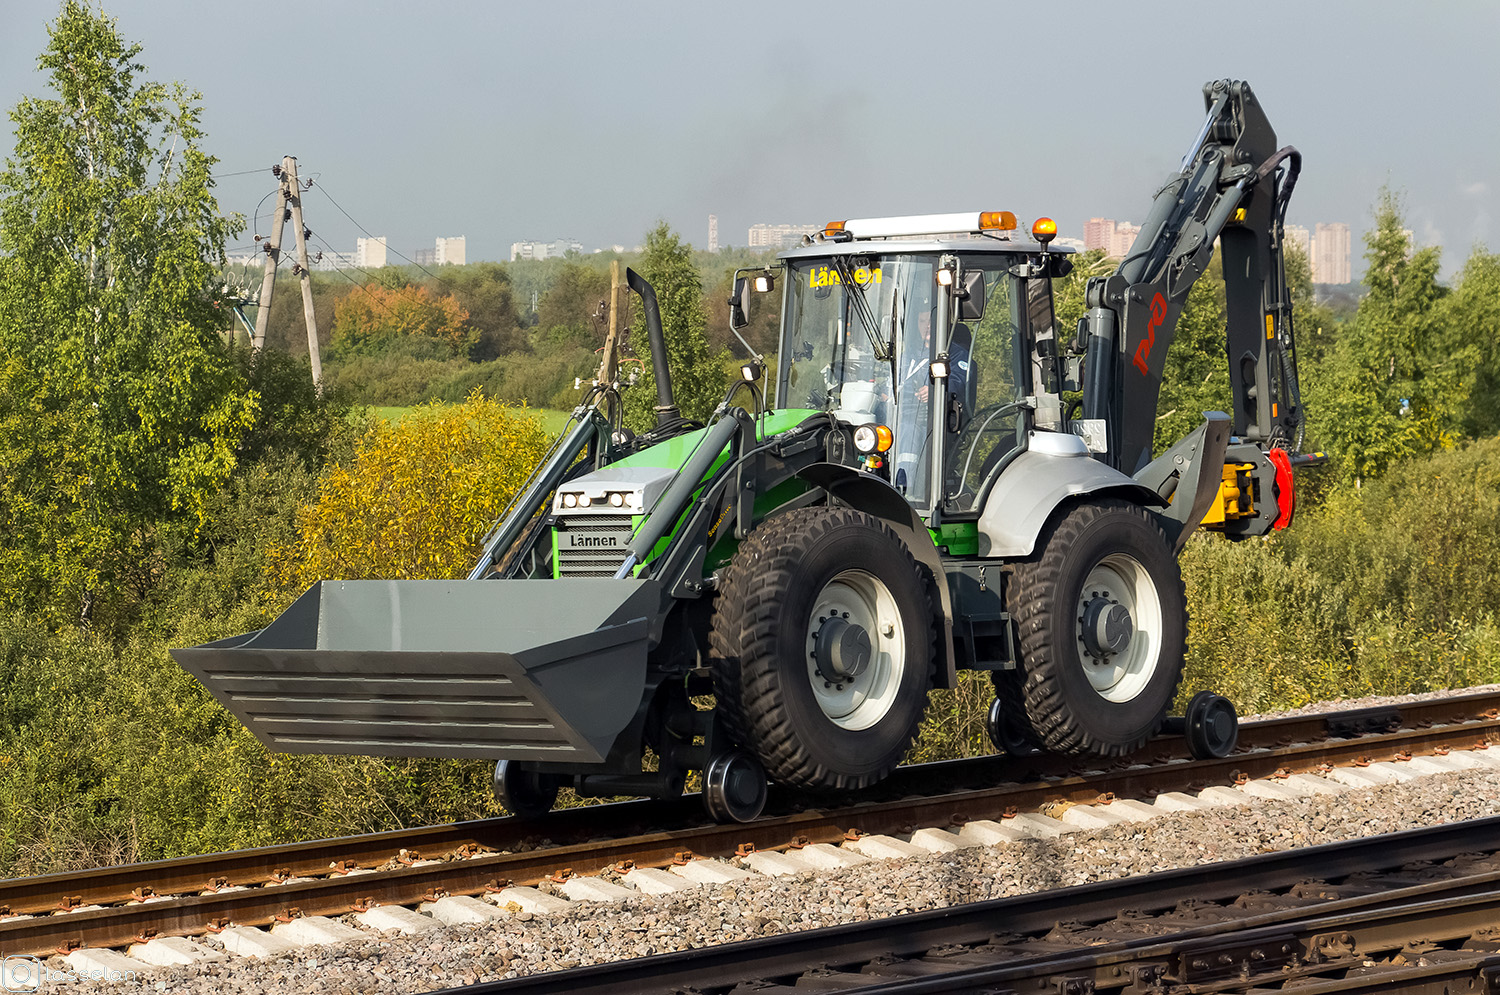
[957,270,986,322]
[729,276,749,330]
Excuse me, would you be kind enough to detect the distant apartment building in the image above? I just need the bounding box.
[314,251,356,271]
[1284,224,1311,259]
[1081,218,1139,258]
[510,238,583,262]
[1083,217,1115,252]
[707,215,719,252]
[355,236,387,269]
[748,224,818,249]
[1110,223,1141,259]
[1313,222,1352,284]
[436,236,466,266]
[412,248,436,266]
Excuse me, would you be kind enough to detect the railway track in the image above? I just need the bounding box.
[458,816,1500,995]
[3,690,1499,978]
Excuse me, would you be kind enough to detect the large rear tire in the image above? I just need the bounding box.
[710,507,934,791]
[1008,499,1186,756]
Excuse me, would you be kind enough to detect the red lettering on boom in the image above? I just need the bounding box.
[1133,292,1168,376]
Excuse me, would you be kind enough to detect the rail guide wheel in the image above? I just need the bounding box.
[1182,690,1239,759]
[703,749,769,823]
[493,760,560,819]
[986,695,1041,756]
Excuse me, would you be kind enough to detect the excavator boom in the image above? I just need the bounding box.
[1080,79,1304,475]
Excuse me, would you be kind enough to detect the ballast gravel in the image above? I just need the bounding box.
[35,760,1500,993]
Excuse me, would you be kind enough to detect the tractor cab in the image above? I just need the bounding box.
[740,212,1075,519]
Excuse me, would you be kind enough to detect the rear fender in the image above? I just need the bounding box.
[977,435,1165,558]
[795,462,959,689]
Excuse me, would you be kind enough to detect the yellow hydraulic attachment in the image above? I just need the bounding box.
[1199,462,1257,528]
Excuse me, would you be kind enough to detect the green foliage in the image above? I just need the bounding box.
[1437,248,1500,437]
[237,346,358,471]
[0,613,503,876]
[1154,257,1230,452]
[0,1,256,628]
[325,343,596,410]
[1304,190,1465,484]
[434,262,526,361]
[536,262,610,348]
[622,223,730,431]
[1180,435,1500,711]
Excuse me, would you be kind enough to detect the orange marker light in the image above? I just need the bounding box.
[1032,217,1058,238]
[978,211,1018,231]
[875,424,894,452]
[823,220,847,235]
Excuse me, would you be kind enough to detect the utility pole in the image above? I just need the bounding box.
[250,164,288,352]
[597,259,626,385]
[283,157,322,387]
[250,155,323,388]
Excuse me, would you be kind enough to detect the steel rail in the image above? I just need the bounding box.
[431,816,1500,995]
[2,691,1498,957]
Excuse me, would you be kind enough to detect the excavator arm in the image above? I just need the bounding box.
[1079,79,1304,478]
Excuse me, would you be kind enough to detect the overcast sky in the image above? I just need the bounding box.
[2,1,1496,274]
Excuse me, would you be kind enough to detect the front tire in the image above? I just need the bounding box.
[1008,499,1186,756]
[710,507,935,791]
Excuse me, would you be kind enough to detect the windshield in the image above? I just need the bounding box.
[781,249,1034,513]
[780,254,936,424]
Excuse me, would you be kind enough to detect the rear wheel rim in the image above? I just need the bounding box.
[805,569,906,730]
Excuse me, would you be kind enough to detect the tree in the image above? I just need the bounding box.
[535,262,610,349]
[329,283,472,355]
[0,2,256,627]
[272,391,550,587]
[622,223,729,431]
[439,263,526,360]
[1304,190,1465,485]
[1436,248,1500,437]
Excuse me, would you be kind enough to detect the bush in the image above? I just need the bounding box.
[273,390,552,587]
[1180,435,1500,712]
[0,613,505,877]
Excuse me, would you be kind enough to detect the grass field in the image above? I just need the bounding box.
[371,404,574,435]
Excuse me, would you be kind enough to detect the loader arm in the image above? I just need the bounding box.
[1080,79,1304,475]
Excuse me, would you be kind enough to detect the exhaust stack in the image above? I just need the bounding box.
[626,267,680,427]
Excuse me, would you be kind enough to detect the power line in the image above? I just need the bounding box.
[305,234,409,326]
[310,178,459,290]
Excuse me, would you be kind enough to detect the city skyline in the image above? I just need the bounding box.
[4,2,1493,279]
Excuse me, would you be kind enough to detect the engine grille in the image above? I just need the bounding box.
[554,513,634,577]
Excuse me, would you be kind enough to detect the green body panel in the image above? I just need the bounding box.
[608,408,822,472]
[550,409,823,580]
[930,521,979,556]
[619,408,823,573]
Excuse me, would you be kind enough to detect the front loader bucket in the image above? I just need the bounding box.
[171,579,660,764]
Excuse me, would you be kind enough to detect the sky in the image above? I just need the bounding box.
[2,0,1496,276]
